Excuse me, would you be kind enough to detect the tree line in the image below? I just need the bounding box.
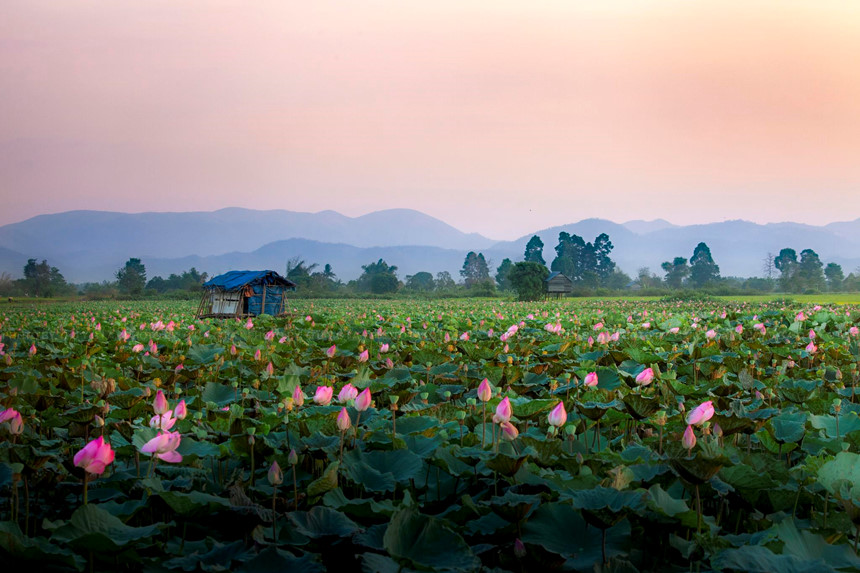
[3,239,858,300]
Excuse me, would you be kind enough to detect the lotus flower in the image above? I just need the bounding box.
[514,538,526,558]
[244,318,254,329]
[705,329,716,340]
[288,448,298,466]
[292,384,305,407]
[268,461,283,486]
[29,344,36,356]
[795,311,806,321]
[477,378,492,402]
[735,324,743,334]
[326,344,336,358]
[495,397,512,424]
[174,400,187,420]
[254,348,262,361]
[358,349,369,363]
[547,402,567,427]
[850,326,859,336]
[806,341,817,354]
[265,330,275,341]
[338,383,358,403]
[584,372,598,387]
[140,431,182,463]
[313,386,333,406]
[337,407,351,431]
[635,368,655,386]
[7,411,23,435]
[596,331,610,344]
[500,421,519,441]
[153,390,169,415]
[265,361,274,376]
[149,410,176,431]
[682,425,696,450]
[379,343,389,354]
[74,436,115,475]
[808,329,816,339]
[0,408,17,424]
[686,401,714,426]
[593,322,604,330]
[355,388,372,412]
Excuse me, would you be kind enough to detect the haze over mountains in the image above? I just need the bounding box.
[1,208,859,284]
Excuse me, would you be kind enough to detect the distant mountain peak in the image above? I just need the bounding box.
[622,219,678,234]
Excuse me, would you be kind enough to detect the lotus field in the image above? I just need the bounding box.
[3,299,860,571]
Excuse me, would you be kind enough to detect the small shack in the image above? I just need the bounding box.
[545,271,573,298]
[197,270,296,319]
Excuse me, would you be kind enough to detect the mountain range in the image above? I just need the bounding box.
[1,208,859,283]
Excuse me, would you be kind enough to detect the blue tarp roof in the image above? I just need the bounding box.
[203,270,296,291]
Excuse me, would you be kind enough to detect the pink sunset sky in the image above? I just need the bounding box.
[2,1,860,240]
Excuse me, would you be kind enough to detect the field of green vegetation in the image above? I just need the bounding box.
[2,298,860,571]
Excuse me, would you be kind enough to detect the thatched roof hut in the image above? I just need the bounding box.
[545,271,573,298]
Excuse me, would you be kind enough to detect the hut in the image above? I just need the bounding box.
[197,270,296,319]
[545,271,573,298]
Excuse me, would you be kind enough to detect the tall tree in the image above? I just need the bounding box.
[592,233,616,280]
[689,242,720,287]
[23,258,67,297]
[405,272,435,292]
[524,235,546,265]
[116,258,147,295]
[797,249,826,292]
[495,258,514,291]
[460,252,491,287]
[825,262,844,292]
[774,248,798,291]
[661,257,689,289]
[357,259,399,294]
[762,252,776,280]
[508,262,550,301]
[435,271,456,291]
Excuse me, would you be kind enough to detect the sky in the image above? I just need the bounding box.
[2,0,860,240]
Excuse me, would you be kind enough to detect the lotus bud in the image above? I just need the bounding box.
[268,461,283,486]
[682,425,696,450]
[337,407,351,431]
[288,448,298,466]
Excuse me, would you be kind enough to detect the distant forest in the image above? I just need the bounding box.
[2,232,859,301]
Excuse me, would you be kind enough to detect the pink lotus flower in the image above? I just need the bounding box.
[444,332,451,343]
[326,344,336,358]
[264,330,275,341]
[149,411,176,431]
[500,421,519,441]
[119,329,130,341]
[6,411,23,435]
[686,401,714,426]
[174,400,187,420]
[337,407,351,431]
[140,431,182,463]
[641,322,651,329]
[668,327,680,334]
[230,344,237,355]
[174,364,184,373]
[682,425,696,450]
[753,323,766,334]
[495,397,512,424]
[796,311,806,321]
[265,361,274,376]
[808,329,816,339]
[379,343,389,354]
[268,461,283,486]
[587,336,594,347]
[338,383,358,403]
[355,388,372,412]
[850,326,859,336]
[610,331,620,341]
[548,402,567,427]
[358,349,369,363]
[0,408,17,424]
[514,538,526,558]
[74,436,115,475]
[596,331,610,344]
[584,372,598,387]
[593,322,604,331]
[313,386,333,406]
[254,349,262,361]
[153,390,169,415]
[292,384,305,407]
[635,368,655,386]
[735,324,743,334]
[244,319,254,329]
[806,341,817,354]
[29,344,36,356]
[460,332,470,341]
[385,358,394,369]
[477,378,492,402]
[705,329,716,340]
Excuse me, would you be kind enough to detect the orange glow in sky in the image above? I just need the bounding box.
[2,1,860,238]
